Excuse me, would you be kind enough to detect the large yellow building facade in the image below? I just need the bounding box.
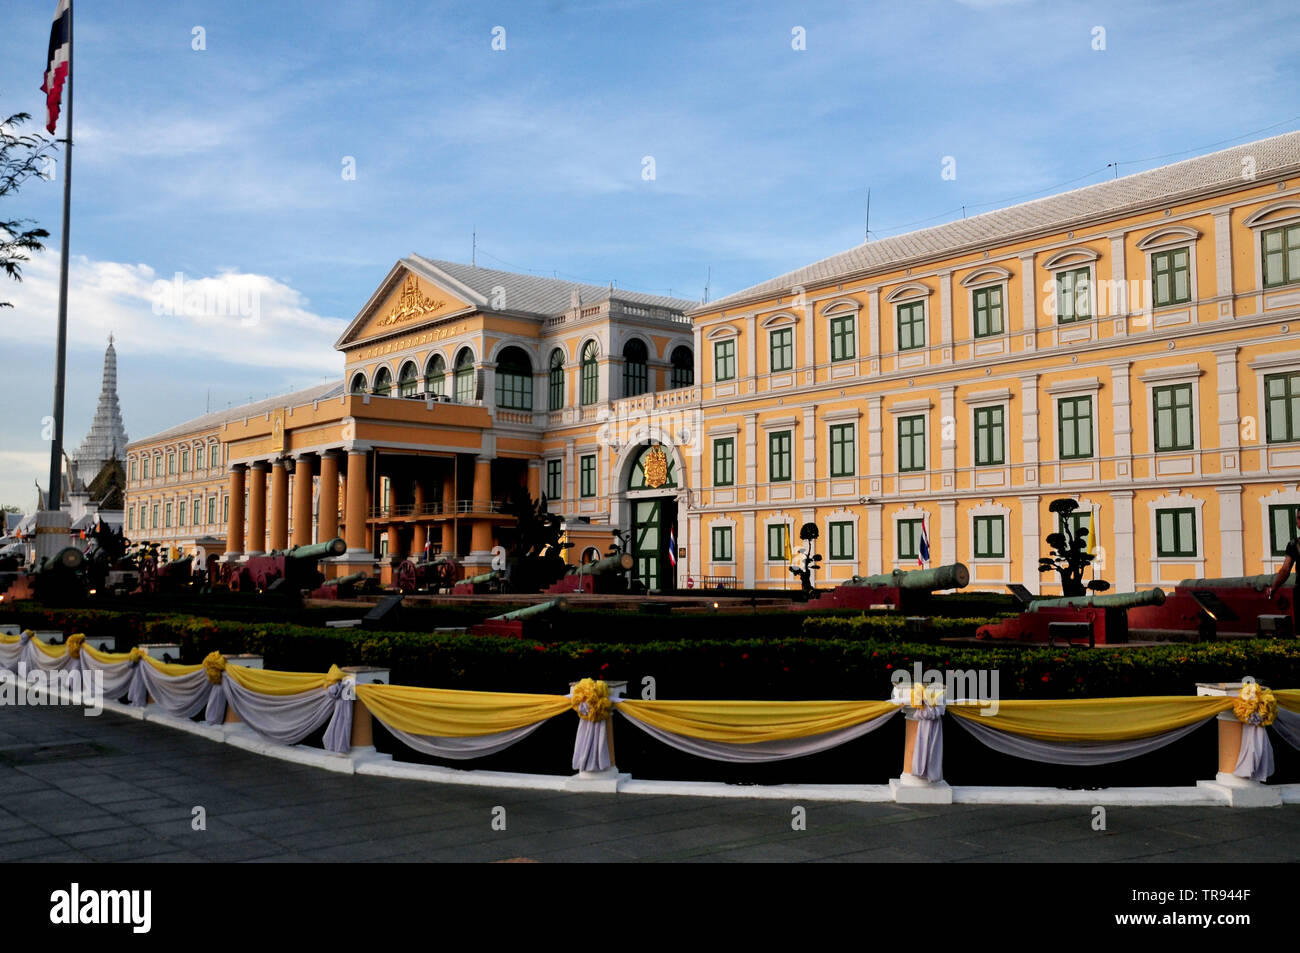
[126,132,1300,593]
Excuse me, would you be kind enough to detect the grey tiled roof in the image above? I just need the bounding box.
[129,381,345,448]
[697,130,1300,313]
[409,255,697,316]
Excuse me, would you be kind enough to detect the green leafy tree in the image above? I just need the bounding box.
[1,105,54,308]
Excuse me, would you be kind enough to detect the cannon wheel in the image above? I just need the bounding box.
[138,555,158,594]
[395,560,418,593]
[228,567,250,593]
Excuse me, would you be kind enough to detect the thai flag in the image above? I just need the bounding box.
[918,518,930,568]
[667,527,677,568]
[41,0,71,135]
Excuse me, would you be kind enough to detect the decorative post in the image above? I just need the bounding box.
[1196,680,1282,807]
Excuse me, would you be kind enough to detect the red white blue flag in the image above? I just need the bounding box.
[918,518,930,568]
[667,527,677,568]
[40,0,71,134]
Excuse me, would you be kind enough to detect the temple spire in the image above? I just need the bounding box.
[70,336,129,486]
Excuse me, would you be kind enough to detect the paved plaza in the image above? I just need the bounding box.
[0,704,1296,863]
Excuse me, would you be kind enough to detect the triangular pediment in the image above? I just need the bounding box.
[336,259,482,350]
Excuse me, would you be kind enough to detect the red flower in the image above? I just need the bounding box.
[885,664,893,670]
[600,663,609,671]
[1041,675,1050,682]
[741,653,749,660]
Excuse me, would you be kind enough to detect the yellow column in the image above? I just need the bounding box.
[269,459,289,552]
[246,462,267,555]
[318,452,340,542]
[441,466,456,555]
[411,480,427,557]
[345,451,368,553]
[292,456,314,547]
[471,456,493,554]
[224,465,245,556]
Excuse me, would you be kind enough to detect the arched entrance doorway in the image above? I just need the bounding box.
[625,443,679,592]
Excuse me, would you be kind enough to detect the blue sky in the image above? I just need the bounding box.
[2,0,1299,506]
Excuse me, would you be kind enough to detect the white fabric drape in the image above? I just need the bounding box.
[0,638,23,670]
[138,664,213,720]
[378,719,550,760]
[222,673,349,748]
[1234,723,1275,781]
[77,653,136,701]
[911,704,944,782]
[615,706,901,763]
[951,711,1209,765]
[1273,707,1300,751]
[572,718,610,772]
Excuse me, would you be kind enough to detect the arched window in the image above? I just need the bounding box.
[623,339,648,397]
[373,366,393,397]
[548,349,566,411]
[454,348,476,403]
[670,345,693,388]
[495,346,533,411]
[425,354,446,397]
[350,372,367,395]
[581,341,599,405]
[398,361,419,397]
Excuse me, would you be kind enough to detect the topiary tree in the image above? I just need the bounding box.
[1039,498,1109,597]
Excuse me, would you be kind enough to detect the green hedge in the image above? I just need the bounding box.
[4,605,1297,700]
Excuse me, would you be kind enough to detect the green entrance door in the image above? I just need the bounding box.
[632,497,677,592]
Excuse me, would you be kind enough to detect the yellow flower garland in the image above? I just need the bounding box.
[202,652,227,685]
[1233,682,1278,727]
[65,634,86,659]
[128,646,146,664]
[571,678,612,722]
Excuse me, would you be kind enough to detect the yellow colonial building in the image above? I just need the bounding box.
[126,131,1300,593]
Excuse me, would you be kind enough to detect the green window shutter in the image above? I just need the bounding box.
[898,415,926,472]
[897,301,925,351]
[973,515,1005,558]
[770,328,793,372]
[830,315,855,361]
[1269,504,1300,556]
[1056,267,1092,323]
[713,438,735,486]
[712,526,733,561]
[714,340,736,381]
[769,431,791,482]
[974,406,1005,466]
[972,285,1004,337]
[580,455,596,497]
[1153,384,1194,452]
[829,521,854,560]
[829,424,855,477]
[1156,508,1197,557]
[1058,396,1093,460]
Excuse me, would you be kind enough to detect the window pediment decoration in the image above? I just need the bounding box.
[885,282,932,303]
[759,311,798,328]
[959,265,1012,288]
[1242,200,1300,229]
[706,325,740,341]
[1135,225,1201,250]
[821,297,860,315]
[1042,247,1100,271]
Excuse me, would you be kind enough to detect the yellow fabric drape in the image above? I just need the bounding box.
[29,636,67,658]
[224,663,345,695]
[614,699,900,743]
[355,683,571,737]
[0,633,22,644]
[83,644,133,664]
[1275,689,1300,714]
[142,655,203,678]
[947,696,1234,741]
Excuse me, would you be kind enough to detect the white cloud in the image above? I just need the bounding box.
[5,253,346,377]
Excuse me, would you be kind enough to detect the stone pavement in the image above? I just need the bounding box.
[1,703,1296,863]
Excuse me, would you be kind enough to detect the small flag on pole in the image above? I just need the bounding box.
[1086,510,1097,557]
[784,524,793,563]
[667,527,677,568]
[41,0,72,134]
[918,518,930,568]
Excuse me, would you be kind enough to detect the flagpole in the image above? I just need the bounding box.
[46,0,72,512]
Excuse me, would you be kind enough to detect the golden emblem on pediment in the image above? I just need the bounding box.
[379,275,446,327]
[643,446,669,489]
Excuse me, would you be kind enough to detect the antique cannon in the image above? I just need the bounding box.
[1127,573,1291,639]
[228,537,347,593]
[451,569,506,595]
[394,556,459,593]
[307,572,369,601]
[545,552,635,595]
[0,547,86,603]
[978,587,1166,645]
[802,562,970,612]
[469,598,569,637]
[138,554,194,594]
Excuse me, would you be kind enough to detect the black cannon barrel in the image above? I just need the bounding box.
[1029,588,1165,612]
[286,537,347,561]
[847,562,969,592]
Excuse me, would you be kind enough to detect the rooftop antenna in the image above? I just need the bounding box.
[703,265,711,304]
[865,188,873,243]
[471,227,476,266]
